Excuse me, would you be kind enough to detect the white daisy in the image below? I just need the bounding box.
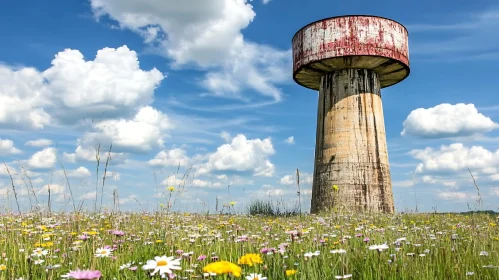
[368,244,389,252]
[330,249,347,254]
[31,248,48,257]
[335,274,353,279]
[246,273,268,280]
[142,255,182,276]
[304,251,320,258]
[94,248,113,258]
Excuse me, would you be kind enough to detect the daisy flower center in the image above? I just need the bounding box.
[156,260,168,266]
[99,250,107,255]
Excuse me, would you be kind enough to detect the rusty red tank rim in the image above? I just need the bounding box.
[291,15,409,43]
[292,54,411,90]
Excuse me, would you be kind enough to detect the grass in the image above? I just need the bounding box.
[0,210,498,279]
[248,199,300,217]
[2,154,499,279]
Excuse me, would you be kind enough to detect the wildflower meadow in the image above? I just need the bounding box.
[0,201,498,279]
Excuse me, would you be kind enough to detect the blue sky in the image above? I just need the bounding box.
[1,0,499,213]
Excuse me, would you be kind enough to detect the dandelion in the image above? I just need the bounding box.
[238,253,263,266]
[142,255,182,276]
[286,269,297,276]
[0,264,6,271]
[167,186,175,192]
[203,261,241,277]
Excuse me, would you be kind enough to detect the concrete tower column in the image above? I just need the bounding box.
[292,15,410,214]
[311,69,394,213]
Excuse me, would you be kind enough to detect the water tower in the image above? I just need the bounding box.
[292,15,410,213]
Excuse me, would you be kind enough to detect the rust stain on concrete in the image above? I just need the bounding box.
[292,15,410,91]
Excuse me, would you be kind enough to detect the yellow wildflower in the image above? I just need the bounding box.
[238,253,263,266]
[286,269,297,276]
[203,261,242,277]
[41,242,54,248]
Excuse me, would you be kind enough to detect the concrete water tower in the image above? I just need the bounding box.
[292,15,410,213]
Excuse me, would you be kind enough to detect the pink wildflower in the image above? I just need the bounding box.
[61,269,102,279]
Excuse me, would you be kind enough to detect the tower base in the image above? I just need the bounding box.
[310,69,395,214]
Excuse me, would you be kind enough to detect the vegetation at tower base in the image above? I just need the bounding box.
[247,199,300,217]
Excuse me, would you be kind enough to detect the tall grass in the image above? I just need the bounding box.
[247,199,300,217]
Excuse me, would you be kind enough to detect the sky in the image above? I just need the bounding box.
[1,0,499,214]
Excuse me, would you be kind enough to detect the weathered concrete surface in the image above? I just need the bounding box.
[310,68,395,214]
[292,15,410,90]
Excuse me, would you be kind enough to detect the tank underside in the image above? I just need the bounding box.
[310,68,395,214]
[294,55,409,91]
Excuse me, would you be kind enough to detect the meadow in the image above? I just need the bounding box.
[0,207,498,279]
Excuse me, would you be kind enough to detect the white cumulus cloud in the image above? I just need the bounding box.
[285,136,295,144]
[63,145,127,165]
[192,179,223,189]
[0,139,21,155]
[401,103,498,138]
[197,134,275,177]
[80,106,173,153]
[90,0,290,101]
[37,184,65,195]
[25,139,53,147]
[28,147,57,169]
[280,172,313,185]
[0,46,164,129]
[410,143,499,174]
[410,144,499,196]
[220,131,231,142]
[148,148,190,167]
[437,191,468,201]
[54,166,91,178]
